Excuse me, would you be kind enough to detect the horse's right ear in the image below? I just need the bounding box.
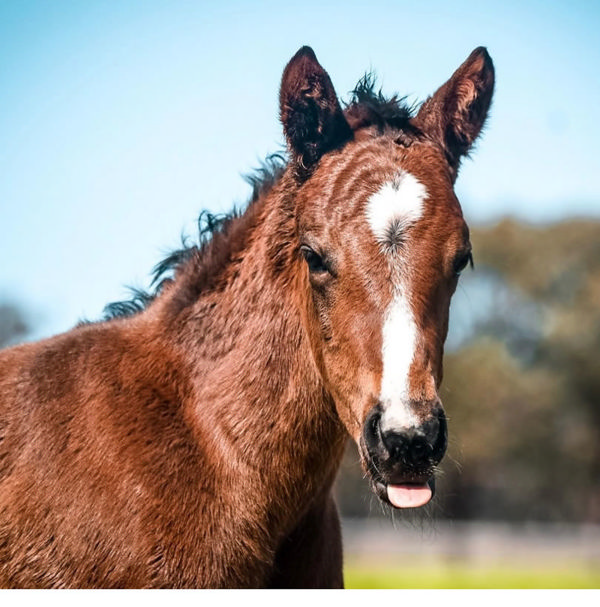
[280,46,353,178]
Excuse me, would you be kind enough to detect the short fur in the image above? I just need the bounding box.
[0,46,494,588]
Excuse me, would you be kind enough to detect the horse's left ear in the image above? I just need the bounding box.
[280,46,353,178]
[414,47,495,182]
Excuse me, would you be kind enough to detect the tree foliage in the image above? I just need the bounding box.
[0,302,30,348]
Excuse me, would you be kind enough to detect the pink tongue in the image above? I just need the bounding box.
[387,483,432,508]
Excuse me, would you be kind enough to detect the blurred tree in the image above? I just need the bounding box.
[458,219,600,522]
[0,301,30,348]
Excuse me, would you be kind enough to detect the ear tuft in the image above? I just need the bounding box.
[280,46,353,179]
[415,47,495,181]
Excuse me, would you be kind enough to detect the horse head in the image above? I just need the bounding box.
[280,46,494,508]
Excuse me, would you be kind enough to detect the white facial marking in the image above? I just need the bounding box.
[366,171,427,247]
[365,171,428,432]
[379,293,421,431]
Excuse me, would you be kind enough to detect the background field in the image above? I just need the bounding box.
[344,561,600,589]
[341,520,600,589]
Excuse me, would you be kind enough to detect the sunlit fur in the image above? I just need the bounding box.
[0,46,494,588]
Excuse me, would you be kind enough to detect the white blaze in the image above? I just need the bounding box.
[366,171,428,431]
[379,293,420,429]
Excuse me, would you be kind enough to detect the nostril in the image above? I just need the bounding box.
[371,413,379,435]
[431,408,448,462]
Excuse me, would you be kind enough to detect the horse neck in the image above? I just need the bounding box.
[155,177,346,513]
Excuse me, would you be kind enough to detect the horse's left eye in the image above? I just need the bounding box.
[453,251,473,276]
[300,245,329,274]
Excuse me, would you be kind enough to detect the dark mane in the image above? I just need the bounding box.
[343,72,417,134]
[103,153,286,320]
[103,75,416,321]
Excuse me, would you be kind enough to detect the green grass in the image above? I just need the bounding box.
[344,560,600,589]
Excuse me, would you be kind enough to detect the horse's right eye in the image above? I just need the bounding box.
[300,246,328,275]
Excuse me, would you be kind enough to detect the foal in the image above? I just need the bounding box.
[0,46,494,588]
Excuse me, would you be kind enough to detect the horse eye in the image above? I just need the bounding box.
[453,251,474,276]
[300,245,328,274]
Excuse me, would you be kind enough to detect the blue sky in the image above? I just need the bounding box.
[1,0,599,341]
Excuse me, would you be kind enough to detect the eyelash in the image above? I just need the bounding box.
[453,251,474,276]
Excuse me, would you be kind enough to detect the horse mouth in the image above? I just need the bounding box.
[359,436,437,509]
[372,476,436,509]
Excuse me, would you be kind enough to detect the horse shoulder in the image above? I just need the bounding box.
[0,322,185,586]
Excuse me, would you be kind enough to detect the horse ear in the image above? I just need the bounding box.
[414,47,495,182]
[280,46,353,178]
